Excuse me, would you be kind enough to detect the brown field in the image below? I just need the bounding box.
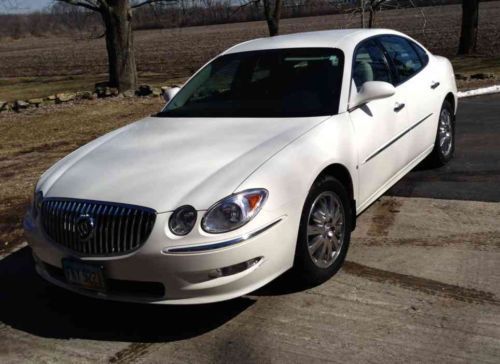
[1,2,500,101]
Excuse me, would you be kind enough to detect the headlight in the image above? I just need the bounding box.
[169,205,197,236]
[202,189,268,234]
[33,190,43,218]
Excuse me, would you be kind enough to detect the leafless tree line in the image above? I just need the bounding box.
[0,0,487,92]
[2,0,464,39]
[0,0,360,38]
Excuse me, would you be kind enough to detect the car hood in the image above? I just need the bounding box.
[40,115,329,212]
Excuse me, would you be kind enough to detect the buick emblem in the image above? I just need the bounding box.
[76,214,95,241]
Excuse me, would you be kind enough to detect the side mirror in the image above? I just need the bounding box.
[163,87,180,103]
[349,81,395,110]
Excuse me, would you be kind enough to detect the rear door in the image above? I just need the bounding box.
[377,35,436,159]
[349,39,410,207]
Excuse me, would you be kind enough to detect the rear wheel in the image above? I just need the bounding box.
[294,175,352,285]
[428,100,455,167]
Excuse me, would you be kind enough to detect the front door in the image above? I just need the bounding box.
[348,39,409,209]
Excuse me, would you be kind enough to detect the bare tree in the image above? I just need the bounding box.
[458,0,479,55]
[351,0,388,28]
[54,0,176,92]
[263,0,282,36]
[0,0,19,10]
[235,0,282,36]
[353,0,425,30]
[357,0,394,28]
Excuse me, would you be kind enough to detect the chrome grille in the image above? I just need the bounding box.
[41,199,156,256]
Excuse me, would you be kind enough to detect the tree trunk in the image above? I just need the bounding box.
[263,0,282,36]
[360,0,366,28]
[368,8,375,28]
[458,0,480,55]
[101,0,137,92]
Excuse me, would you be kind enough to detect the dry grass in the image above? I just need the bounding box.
[452,56,500,74]
[1,2,500,101]
[0,74,188,103]
[0,97,163,254]
[0,75,104,102]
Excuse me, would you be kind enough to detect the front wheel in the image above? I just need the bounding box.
[294,175,352,285]
[427,100,455,167]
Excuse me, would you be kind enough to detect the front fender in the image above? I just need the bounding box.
[236,113,358,220]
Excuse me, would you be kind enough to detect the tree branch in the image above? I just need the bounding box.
[130,0,177,9]
[232,0,260,17]
[55,0,100,12]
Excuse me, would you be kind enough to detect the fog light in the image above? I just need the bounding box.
[208,257,262,279]
[169,205,197,236]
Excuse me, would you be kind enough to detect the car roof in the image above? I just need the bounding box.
[223,28,404,54]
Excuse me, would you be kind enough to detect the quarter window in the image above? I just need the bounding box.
[353,39,392,89]
[378,35,423,83]
[410,40,429,67]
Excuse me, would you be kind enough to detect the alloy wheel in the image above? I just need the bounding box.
[306,191,346,269]
[439,108,453,157]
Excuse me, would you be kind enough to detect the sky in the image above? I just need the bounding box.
[2,0,52,13]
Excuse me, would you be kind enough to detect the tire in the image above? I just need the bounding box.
[427,100,455,167]
[294,175,353,285]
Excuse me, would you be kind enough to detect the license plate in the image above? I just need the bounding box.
[62,259,106,292]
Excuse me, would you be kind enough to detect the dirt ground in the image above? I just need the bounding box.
[1,2,500,101]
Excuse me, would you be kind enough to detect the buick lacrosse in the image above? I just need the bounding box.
[25,29,457,304]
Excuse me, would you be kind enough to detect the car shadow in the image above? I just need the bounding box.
[252,269,317,296]
[0,247,254,342]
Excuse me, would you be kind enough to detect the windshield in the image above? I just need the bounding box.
[158,48,344,118]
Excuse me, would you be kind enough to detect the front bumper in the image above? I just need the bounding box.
[24,209,298,304]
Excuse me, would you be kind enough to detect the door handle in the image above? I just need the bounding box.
[394,102,405,112]
[431,81,440,89]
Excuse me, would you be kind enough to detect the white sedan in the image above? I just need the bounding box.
[25,28,457,304]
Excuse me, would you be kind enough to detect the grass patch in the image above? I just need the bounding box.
[0,74,188,102]
[451,56,500,75]
[0,75,104,102]
[0,97,163,254]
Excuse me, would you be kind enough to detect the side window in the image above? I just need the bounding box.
[353,39,392,90]
[410,40,429,67]
[378,35,423,83]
